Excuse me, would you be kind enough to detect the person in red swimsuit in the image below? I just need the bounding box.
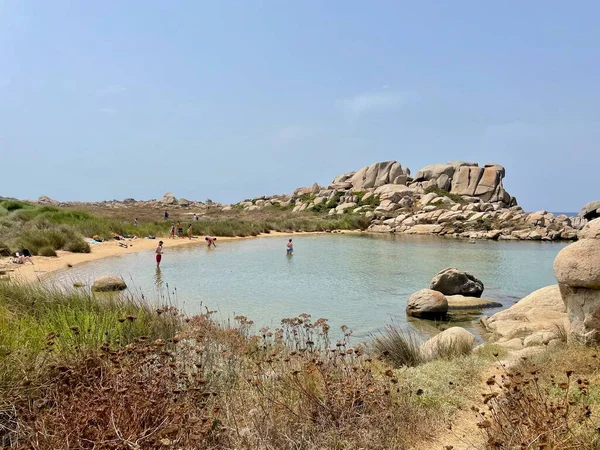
[155,241,163,267]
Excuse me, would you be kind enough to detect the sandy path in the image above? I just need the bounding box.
[0,231,334,282]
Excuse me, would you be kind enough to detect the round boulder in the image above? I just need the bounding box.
[554,239,600,289]
[579,218,600,240]
[430,267,484,298]
[406,289,448,319]
[92,275,127,292]
[420,327,476,360]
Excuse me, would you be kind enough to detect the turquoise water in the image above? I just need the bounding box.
[53,234,567,338]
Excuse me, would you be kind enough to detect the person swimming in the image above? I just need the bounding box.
[286,238,293,255]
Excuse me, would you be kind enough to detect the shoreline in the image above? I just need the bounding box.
[1,231,335,283]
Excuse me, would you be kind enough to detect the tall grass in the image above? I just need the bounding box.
[0,200,370,256]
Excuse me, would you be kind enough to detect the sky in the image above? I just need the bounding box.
[1,1,599,212]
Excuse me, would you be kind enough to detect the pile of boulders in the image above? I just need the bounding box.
[229,160,589,241]
[406,268,500,319]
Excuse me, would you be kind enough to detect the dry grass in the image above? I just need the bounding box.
[475,345,600,449]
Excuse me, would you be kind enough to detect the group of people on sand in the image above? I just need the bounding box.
[155,235,217,267]
[169,222,194,240]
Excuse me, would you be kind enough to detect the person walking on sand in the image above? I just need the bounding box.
[205,236,217,248]
[194,213,198,221]
[134,217,138,227]
[170,223,176,239]
[286,238,294,255]
[177,221,183,238]
[155,241,163,267]
[187,223,193,240]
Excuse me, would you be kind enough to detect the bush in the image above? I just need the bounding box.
[64,239,91,253]
[371,324,424,368]
[424,186,467,204]
[0,200,30,212]
[38,246,58,257]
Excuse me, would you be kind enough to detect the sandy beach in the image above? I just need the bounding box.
[0,231,332,283]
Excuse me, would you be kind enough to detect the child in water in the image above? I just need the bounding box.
[286,238,293,255]
[205,236,217,248]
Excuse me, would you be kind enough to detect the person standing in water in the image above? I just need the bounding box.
[155,241,163,267]
[286,238,293,255]
[205,236,217,248]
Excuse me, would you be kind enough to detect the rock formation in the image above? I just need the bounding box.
[92,275,127,292]
[554,224,600,343]
[420,327,476,359]
[430,268,484,298]
[580,200,600,221]
[481,285,568,349]
[406,289,448,319]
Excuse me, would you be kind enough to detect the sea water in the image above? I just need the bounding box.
[53,234,567,339]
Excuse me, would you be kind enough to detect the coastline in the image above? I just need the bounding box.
[1,231,334,283]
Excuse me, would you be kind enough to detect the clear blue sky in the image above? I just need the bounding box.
[1,1,598,211]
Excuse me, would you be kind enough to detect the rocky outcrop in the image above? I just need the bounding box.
[160,193,178,205]
[554,235,600,344]
[92,275,127,292]
[430,268,484,298]
[37,195,59,206]
[348,161,410,190]
[481,285,568,349]
[420,327,476,359]
[406,289,448,319]
[446,295,502,310]
[580,200,600,221]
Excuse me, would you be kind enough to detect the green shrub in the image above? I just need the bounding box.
[424,186,467,204]
[64,239,91,253]
[325,192,343,209]
[298,193,316,203]
[0,200,31,212]
[371,324,424,368]
[38,246,58,257]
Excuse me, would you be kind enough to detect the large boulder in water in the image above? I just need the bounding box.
[92,275,127,292]
[430,268,484,298]
[420,327,476,359]
[406,289,448,319]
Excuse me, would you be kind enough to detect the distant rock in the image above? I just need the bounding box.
[178,198,190,207]
[123,198,136,204]
[580,200,600,221]
[406,289,448,319]
[92,275,127,292]
[160,192,178,205]
[37,195,59,206]
[349,161,410,190]
[430,268,484,298]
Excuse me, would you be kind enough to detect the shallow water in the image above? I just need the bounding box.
[53,234,567,339]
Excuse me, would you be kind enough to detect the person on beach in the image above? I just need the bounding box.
[177,222,183,238]
[12,253,34,265]
[155,241,163,267]
[134,218,138,227]
[187,224,193,240]
[164,210,169,222]
[286,238,293,255]
[194,214,199,221]
[205,236,217,248]
[170,223,176,239]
